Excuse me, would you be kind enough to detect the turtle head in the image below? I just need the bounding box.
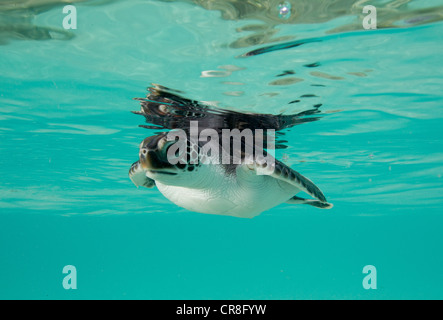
[138,133,203,186]
[139,133,177,174]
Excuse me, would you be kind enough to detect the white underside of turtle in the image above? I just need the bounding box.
[154,166,299,218]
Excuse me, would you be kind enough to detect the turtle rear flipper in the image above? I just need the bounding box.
[129,161,155,188]
[286,195,333,209]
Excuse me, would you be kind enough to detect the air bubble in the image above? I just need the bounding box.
[278,1,291,20]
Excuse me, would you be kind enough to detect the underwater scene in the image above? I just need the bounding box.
[0,0,442,299]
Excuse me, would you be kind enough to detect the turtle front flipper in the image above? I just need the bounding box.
[286,195,333,209]
[129,161,155,188]
[254,158,332,208]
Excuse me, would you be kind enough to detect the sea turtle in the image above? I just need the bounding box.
[129,86,332,218]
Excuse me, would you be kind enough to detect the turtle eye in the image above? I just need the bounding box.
[140,148,148,156]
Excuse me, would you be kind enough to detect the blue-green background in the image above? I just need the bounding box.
[1,0,442,299]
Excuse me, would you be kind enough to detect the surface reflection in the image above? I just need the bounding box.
[163,0,443,48]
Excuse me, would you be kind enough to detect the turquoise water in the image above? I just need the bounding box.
[1,0,443,299]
